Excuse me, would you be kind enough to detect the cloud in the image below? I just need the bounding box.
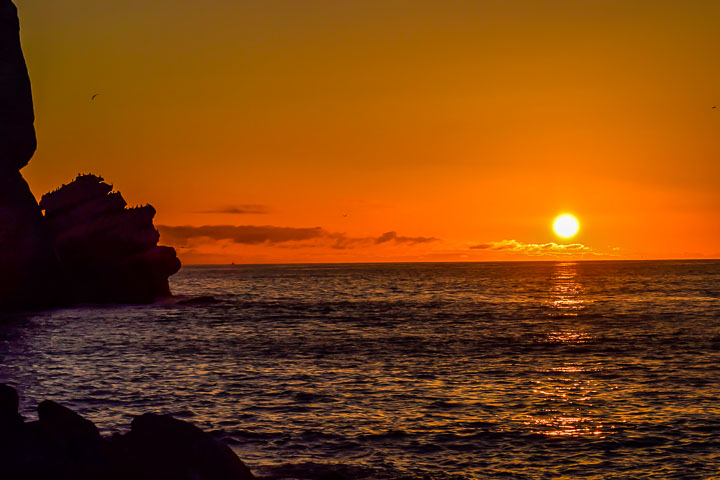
[194,205,269,214]
[469,239,601,256]
[375,231,438,245]
[328,231,437,250]
[159,225,325,246]
[158,225,439,249]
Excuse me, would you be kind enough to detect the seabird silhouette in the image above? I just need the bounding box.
[91,94,99,101]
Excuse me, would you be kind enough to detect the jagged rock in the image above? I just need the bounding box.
[40,174,181,304]
[0,0,36,171]
[41,174,114,218]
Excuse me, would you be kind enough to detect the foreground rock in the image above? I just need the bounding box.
[115,413,255,480]
[0,384,255,480]
[40,175,181,304]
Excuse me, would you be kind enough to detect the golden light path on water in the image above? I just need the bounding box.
[524,262,605,438]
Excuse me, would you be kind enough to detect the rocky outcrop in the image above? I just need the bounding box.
[0,172,58,309]
[0,0,36,171]
[0,1,181,310]
[0,1,58,310]
[116,413,256,480]
[0,384,255,480]
[40,175,181,304]
[0,383,22,430]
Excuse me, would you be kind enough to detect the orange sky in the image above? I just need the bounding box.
[17,0,720,263]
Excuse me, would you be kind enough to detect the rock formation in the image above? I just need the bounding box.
[0,384,256,480]
[39,175,181,304]
[0,0,36,171]
[0,0,181,310]
[0,0,58,310]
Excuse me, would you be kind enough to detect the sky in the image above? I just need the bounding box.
[16,0,720,264]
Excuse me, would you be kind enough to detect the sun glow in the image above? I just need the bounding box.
[553,214,580,239]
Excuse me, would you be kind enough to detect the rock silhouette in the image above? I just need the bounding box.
[0,0,36,171]
[0,0,181,310]
[40,174,181,304]
[0,0,58,310]
[117,413,255,480]
[0,384,255,480]
[0,383,22,430]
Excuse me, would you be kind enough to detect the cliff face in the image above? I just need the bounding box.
[0,172,58,309]
[0,0,36,171]
[0,0,57,309]
[40,175,181,304]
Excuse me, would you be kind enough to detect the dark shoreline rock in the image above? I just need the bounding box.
[0,384,255,480]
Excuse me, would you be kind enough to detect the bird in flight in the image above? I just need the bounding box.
[343,213,349,217]
[713,106,717,109]
[91,94,99,101]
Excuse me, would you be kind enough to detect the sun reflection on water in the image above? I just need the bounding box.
[546,262,587,316]
[524,262,608,437]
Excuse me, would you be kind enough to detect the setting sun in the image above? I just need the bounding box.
[4,2,720,480]
[553,214,580,239]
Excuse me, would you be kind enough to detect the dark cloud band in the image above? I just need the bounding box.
[159,225,438,249]
[193,205,269,215]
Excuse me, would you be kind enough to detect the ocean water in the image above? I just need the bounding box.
[1,260,720,479]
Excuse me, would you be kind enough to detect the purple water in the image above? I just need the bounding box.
[2,260,719,479]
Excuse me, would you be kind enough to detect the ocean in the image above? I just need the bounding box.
[1,260,719,479]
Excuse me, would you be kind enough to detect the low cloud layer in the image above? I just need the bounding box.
[375,231,437,245]
[194,205,269,215]
[159,225,323,245]
[158,225,438,250]
[470,239,599,256]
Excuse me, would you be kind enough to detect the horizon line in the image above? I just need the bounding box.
[178,257,720,267]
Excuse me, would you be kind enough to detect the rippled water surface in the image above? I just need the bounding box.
[2,261,720,479]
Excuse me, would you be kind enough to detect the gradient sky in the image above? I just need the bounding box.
[16,0,720,263]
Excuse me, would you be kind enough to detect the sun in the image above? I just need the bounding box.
[553,214,580,239]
